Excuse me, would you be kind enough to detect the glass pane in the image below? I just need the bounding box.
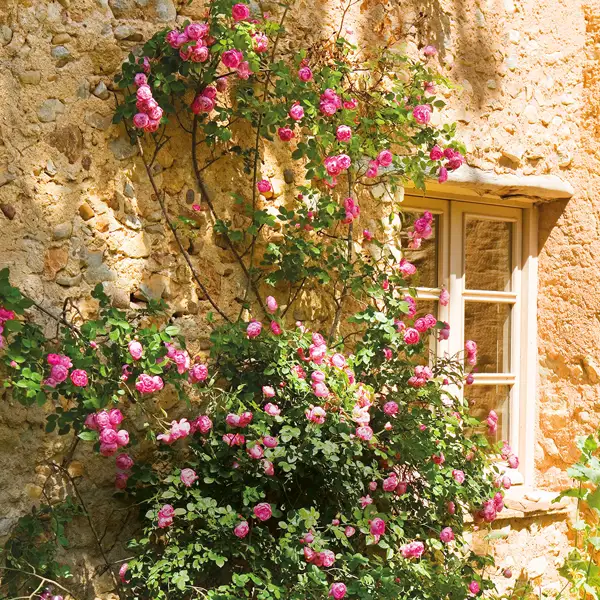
[401,210,439,288]
[465,217,513,291]
[464,302,511,373]
[414,299,439,363]
[464,384,510,444]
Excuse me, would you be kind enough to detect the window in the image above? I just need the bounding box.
[401,195,538,486]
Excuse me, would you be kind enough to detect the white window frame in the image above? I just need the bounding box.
[403,193,538,487]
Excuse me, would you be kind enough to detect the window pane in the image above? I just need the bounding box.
[401,211,439,288]
[465,217,513,291]
[464,302,511,373]
[464,384,510,444]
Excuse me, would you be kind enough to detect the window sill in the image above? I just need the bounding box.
[496,488,575,521]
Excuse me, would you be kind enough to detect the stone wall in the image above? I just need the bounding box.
[1,0,600,596]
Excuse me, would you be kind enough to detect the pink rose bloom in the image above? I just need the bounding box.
[440,287,450,306]
[309,344,327,364]
[438,167,449,183]
[47,353,62,366]
[370,517,386,536]
[336,125,352,142]
[70,369,88,387]
[363,229,373,241]
[247,321,262,339]
[239,411,253,427]
[257,179,272,194]
[324,156,341,176]
[383,401,398,416]
[422,44,437,56]
[311,370,326,384]
[452,469,465,484]
[236,60,252,79]
[337,154,351,170]
[270,321,282,335]
[232,3,250,21]
[377,149,393,167]
[383,474,398,492]
[158,503,174,521]
[108,409,123,427]
[365,160,379,178]
[234,520,250,538]
[306,406,326,424]
[253,502,272,521]
[126,340,143,361]
[191,94,215,114]
[401,540,425,559]
[292,364,306,379]
[356,426,373,441]
[359,495,373,508]
[265,296,278,313]
[303,546,316,562]
[429,145,444,161]
[382,348,392,360]
[226,413,241,428]
[193,415,213,434]
[115,453,134,470]
[95,410,111,430]
[298,66,313,81]
[253,32,268,52]
[264,403,281,416]
[100,442,118,457]
[84,413,97,430]
[469,581,480,595]
[185,22,207,40]
[288,103,304,121]
[247,444,264,459]
[448,501,456,515]
[165,30,181,48]
[136,85,152,101]
[262,459,275,476]
[262,385,276,398]
[0,307,15,322]
[320,100,338,116]
[344,526,355,537]
[133,113,149,129]
[320,549,335,567]
[221,49,243,69]
[432,452,445,465]
[262,435,278,448]
[312,382,329,398]
[343,98,358,110]
[329,583,347,599]
[119,562,129,583]
[384,421,393,430]
[331,353,346,368]
[440,527,455,543]
[50,364,69,383]
[115,472,130,490]
[135,374,158,394]
[180,468,198,487]
[100,428,118,445]
[414,318,428,333]
[508,454,519,469]
[403,328,420,345]
[413,104,432,124]
[116,430,129,447]
[189,363,209,383]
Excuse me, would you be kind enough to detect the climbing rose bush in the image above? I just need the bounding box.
[0,0,520,599]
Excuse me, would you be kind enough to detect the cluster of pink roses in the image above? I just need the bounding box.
[501,441,519,469]
[324,153,351,179]
[407,210,434,249]
[0,306,15,349]
[44,354,89,389]
[85,409,130,461]
[192,85,219,114]
[408,365,433,388]
[341,197,360,224]
[401,540,425,559]
[303,546,336,567]
[166,22,212,62]
[365,148,393,179]
[157,415,211,445]
[132,77,163,133]
[135,373,164,394]
[465,340,477,366]
[429,145,465,183]
[319,88,357,116]
[477,491,505,523]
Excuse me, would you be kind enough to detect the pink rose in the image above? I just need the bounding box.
[232,3,250,21]
[440,527,455,543]
[262,435,278,448]
[311,370,326,384]
[115,472,130,490]
[234,520,250,538]
[115,453,134,470]
[312,382,329,398]
[253,502,272,521]
[266,296,278,313]
[221,49,243,69]
[432,452,445,465]
[100,442,118,457]
[136,85,152,101]
[422,44,437,56]
[344,526,355,537]
[257,180,272,194]
[336,125,352,142]
[337,154,351,170]
[439,288,449,307]
[343,98,358,110]
[262,385,276,398]
[288,103,304,121]
[365,160,379,178]
[429,145,444,161]
[180,468,198,487]
[403,328,420,345]
[236,61,252,79]
[469,581,480,595]
[383,401,398,416]
[264,403,280,416]
[278,127,294,141]
[331,353,346,368]
[247,443,264,459]
[262,460,274,476]
[253,32,268,52]
[298,66,313,81]
[108,409,123,427]
[95,410,111,430]
[452,469,465,484]
[270,321,282,335]
[329,583,347,599]
[100,428,118,445]
[50,364,69,383]
[448,501,456,515]
[128,340,143,360]
[370,517,386,536]
[383,474,398,492]
[356,426,373,441]
[401,541,425,559]
[438,167,448,183]
[359,495,373,508]
[305,406,326,424]
[84,413,98,430]
[133,113,149,129]
[320,549,335,567]
[377,149,393,167]
[119,562,129,583]
[189,363,209,383]
[412,104,432,124]
[193,415,213,434]
[116,430,129,447]
[247,321,262,338]
[191,94,215,114]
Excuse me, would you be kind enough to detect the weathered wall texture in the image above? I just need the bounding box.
[1,0,599,596]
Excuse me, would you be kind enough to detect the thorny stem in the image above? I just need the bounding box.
[190,116,267,316]
[135,136,231,322]
[28,299,82,338]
